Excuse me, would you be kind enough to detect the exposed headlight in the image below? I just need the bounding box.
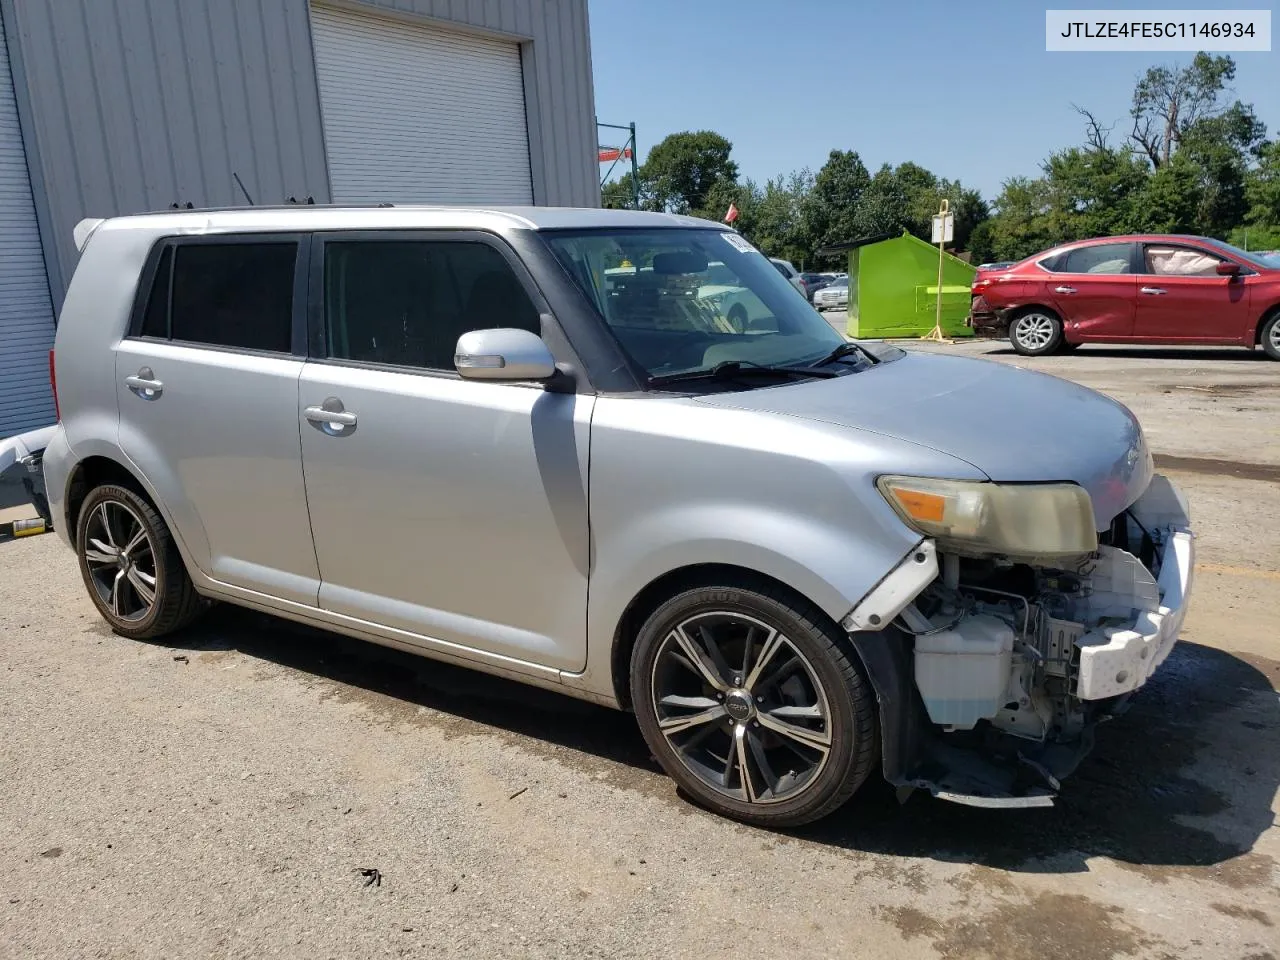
[877,476,1097,559]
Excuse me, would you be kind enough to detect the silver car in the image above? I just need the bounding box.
[41,206,1194,826]
[814,278,849,310]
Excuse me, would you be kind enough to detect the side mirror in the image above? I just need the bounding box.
[1216,261,1242,277]
[454,328,557,381]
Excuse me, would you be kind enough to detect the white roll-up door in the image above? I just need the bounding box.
[0,7,57,438]
[310,4,534,205]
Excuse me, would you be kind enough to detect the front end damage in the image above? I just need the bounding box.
[845,474,1194,808]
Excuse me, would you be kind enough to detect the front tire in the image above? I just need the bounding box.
[75,484,205,640]
[1262,312,1280,361]
[1009,308,1064,356]
[630,578,878,827]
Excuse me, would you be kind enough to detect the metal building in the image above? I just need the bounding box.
[0,0,599,437]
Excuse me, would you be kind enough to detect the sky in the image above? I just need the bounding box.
[588,0,1280,203]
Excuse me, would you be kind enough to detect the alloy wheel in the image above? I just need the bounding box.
[649,612,833,804]
[1270,320,1280,353]
[82,500,158,622]
[1013,313,1057,351]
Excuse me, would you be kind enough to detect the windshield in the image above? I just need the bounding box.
[1200,238,1278,271]
[543,228,845,382]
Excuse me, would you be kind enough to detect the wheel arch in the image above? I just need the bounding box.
[605,561,922,791]
[1009,303,1064,322]
[1255,301,1280,345]
[59,448,206,578]
[608,563,830,711]
[64,455,159,545]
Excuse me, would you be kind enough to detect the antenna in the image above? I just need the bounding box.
[232,172,255,206]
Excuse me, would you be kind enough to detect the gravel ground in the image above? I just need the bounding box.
[2,339,1279,960]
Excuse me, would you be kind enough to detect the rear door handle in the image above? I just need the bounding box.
[125,367,163,399]
[1140,286,1167,295]
[1053,286,1076,295]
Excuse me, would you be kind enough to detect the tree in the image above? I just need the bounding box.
[853,164,909,238]
[800,150,870,255]
[1130,52,1235,167]
[1040,144,1149,238]
[1245,140,1280,227]
[1177,101,1268,235]
[982,177,1057,261]
[601,173,643,210]
[639,131,739,214]
[1131,155,1203,233]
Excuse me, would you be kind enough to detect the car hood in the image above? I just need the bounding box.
[695,350,1152,527]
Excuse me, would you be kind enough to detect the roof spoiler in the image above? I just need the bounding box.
[73,217,106,252]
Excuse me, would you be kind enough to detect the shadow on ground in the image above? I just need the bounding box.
[984,345,1271,362]
[170,607,1278,875]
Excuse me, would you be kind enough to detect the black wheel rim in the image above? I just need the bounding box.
[649,611,833,805]
[83,500,158,623]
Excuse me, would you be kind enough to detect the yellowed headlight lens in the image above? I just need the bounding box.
[877,476,1097,559]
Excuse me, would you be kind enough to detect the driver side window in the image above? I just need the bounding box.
[322,239,541,371]
[1143,246,1225,277]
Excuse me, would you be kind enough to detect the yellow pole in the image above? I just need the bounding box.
[921,199,951,343]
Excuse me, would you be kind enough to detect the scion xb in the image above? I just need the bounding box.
[42,206,1194,825]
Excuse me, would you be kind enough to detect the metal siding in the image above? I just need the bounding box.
[8,0,595,305]
[311,3,533,204]
[5,0,331,307]
[0,2,56,436]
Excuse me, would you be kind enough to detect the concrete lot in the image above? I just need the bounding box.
[2,339,1279,959]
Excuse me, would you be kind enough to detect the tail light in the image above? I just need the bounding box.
[49,349,59,421]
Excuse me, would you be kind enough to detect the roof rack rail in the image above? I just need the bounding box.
[151,201,397,214]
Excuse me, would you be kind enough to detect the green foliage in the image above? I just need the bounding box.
[1227,223,1280,250]
[801,150,871,254]
[600,174,642,210]
[639,130,738,214]
[1245,141,1280,232]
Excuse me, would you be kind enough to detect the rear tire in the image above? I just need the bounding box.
[75,484,205,640]
[630,576,878,827]
[1261,312,1280,361]
[1009,308,1064,356]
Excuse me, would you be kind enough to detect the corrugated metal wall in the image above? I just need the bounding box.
[2,0,331,304]
[3,0,597,308]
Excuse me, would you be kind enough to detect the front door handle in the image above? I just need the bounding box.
[304,398,357,433]
[1140,286,1167,295]
[1053,285,1076,295]
[125,367,163,399]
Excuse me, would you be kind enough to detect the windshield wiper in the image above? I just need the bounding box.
[810,341,876,368]
[648,360,839,387]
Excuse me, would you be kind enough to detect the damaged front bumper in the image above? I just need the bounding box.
[844,473,1194,809]
[1073,477,1194,701]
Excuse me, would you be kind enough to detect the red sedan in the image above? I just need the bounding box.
[967,235,1280,359]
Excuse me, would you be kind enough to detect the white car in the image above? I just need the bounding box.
[814,279,849,310]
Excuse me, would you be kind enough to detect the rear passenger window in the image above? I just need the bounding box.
[135,240,297,352]
[1062,243,1134,275]
[323,240,541,370]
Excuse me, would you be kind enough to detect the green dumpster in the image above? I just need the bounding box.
[828,232,976,339]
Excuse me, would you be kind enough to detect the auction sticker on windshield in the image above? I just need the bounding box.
[722,232,756,254]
